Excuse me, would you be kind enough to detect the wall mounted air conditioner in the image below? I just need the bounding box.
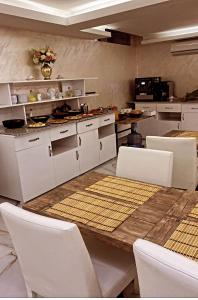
[171,39,198,55]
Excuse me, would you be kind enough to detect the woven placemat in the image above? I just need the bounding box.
[164,220,198,261]
[188,203,198,219]
[178,131,198,141]
[86,175,161,205]
[44,191,135,232]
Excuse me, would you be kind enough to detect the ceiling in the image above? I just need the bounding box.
[0,0,198,43]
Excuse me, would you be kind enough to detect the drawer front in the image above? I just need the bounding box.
[157,103,181,112]
[15,131,49,151]
[135,103,157,112]
[182,103,198,112]
[77,118,99,134]
[99,113,115,127]
[50,123,77,141]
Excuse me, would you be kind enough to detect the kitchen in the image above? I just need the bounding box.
[0,0,198,297]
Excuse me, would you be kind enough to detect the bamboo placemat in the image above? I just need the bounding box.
[188,203,198,219]
[86,176,161,206]
[44,191,135,232]
[178,131,198,142]
[164,220,198,261]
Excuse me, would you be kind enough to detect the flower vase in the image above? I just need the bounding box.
[41,63,52,80]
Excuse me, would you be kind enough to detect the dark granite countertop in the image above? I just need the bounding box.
[0,112,113,137]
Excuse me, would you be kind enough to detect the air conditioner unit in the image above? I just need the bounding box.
[171,39,198,55]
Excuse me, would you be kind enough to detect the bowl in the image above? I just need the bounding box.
[128,110,143,118]
[3,119,25,129]
[31,115,50,123]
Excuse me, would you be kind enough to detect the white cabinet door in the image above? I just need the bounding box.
[181,113,198,131]
[53,149,80,186]
[17,144,55,202]
[136,117,159,138]
[78,129,100,174]
[99,134,116,164]
[157,120,181,136]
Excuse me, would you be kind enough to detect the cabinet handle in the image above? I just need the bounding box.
[191,107,198,110]
[28,137,39,143]
[104,118,110,122]
[79,136,81,146]
[48,146,52,157]
[86,123,93,127]
[76,150,79,160]
[100,141,103,150]
[60,129,69,134]
[182,113,184,121]
[177,123,180,130]
[165,107,173,109]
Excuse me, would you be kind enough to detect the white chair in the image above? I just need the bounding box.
[116,146,173,187]
[0,202,136,298]
[146,136,197,190]
[133,238,198,297]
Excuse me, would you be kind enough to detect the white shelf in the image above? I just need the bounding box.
[1,77,98,85]
[0,94,99,109]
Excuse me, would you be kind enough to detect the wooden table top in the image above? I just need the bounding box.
[116,116,152,125]
[23,171,198,252]
[165,130,198,138]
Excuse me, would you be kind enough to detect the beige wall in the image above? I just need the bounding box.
[136,41,198,98]
[0,27,136,110]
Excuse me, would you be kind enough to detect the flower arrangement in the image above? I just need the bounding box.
[32,46,57,65]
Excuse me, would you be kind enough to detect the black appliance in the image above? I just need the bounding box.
[135,77,174,101]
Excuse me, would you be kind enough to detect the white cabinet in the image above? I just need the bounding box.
[17,143,55,202]
[78,129,100,174]
[53,149,79,186]
[136,117,158,138]
[99,134,116,164]
[181,113,198,131]
[51,135,80,186]
[157,120,181,136]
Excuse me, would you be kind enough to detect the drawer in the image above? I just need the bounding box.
[157,103,181,112]
[99,113,115,127]
[135,103,157,112]
[182,103,198,112]
[77,118,99,134]
[15,131,49,151]
[50,123,77,141]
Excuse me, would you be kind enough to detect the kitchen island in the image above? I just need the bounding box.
[0,112,116,203]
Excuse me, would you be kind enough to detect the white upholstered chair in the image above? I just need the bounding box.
[146,136,197,190]
[133,239,198,297]
[116,146,173,187]
[0,202,136,298]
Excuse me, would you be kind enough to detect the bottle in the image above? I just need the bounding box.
[28,90,37,102]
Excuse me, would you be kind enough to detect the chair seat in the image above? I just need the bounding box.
[84,237,136,297]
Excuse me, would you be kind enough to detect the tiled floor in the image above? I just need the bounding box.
[0,158,117,297]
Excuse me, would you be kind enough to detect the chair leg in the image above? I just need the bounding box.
[122,276,140,298]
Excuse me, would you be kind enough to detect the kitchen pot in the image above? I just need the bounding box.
[31,115,50,123]
[3,119,25,129]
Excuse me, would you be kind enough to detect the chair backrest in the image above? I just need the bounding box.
[0,202,101,298]
[133,239,198,297]
[146,136,197,190]
[116,146,173,187]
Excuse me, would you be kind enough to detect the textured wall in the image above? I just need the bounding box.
[0,27,136,110]
[136,41,198,98]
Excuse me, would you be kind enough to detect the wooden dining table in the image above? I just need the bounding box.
[165,130,198,147]
[23,171,198,253]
